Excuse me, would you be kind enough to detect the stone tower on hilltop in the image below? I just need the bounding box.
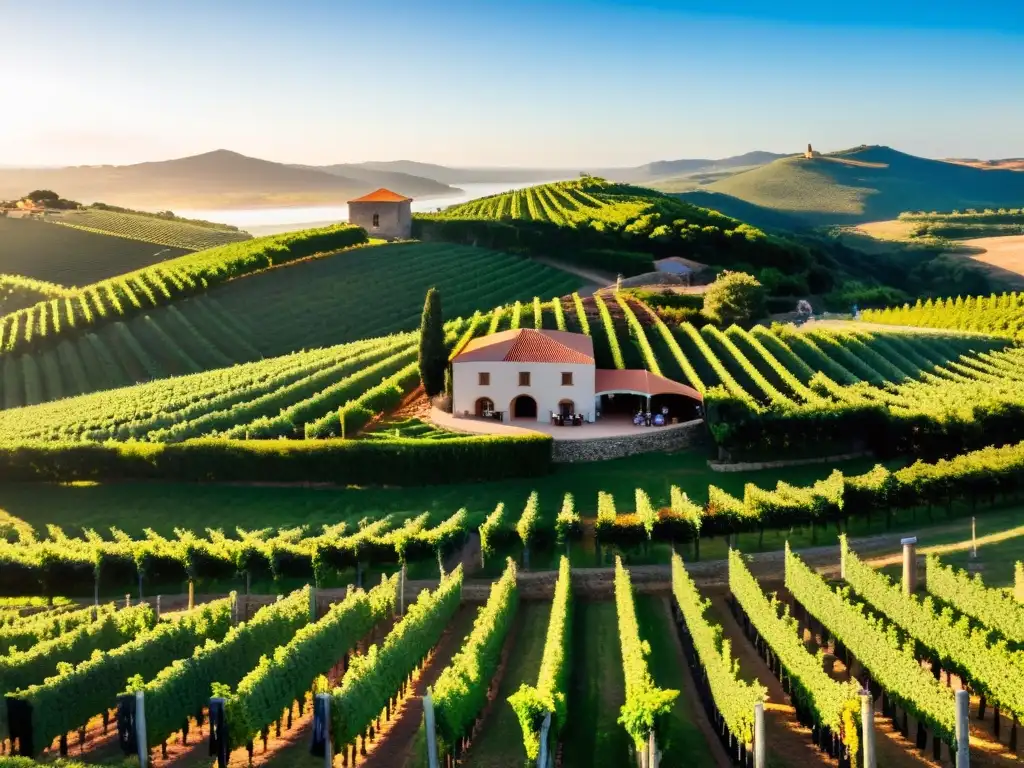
[804,144,820,159]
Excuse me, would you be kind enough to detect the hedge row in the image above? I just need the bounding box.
[413,218,655,277]
[0,435,553,485]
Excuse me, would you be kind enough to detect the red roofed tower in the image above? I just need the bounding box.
[347,188,412,240]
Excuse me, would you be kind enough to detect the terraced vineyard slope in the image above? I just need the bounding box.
[416,177,812,277]
[52,208,251,251]
[0,216,190,285]
[862,291,1024,338]
[0,241,580,408]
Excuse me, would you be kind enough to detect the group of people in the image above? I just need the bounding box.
[634,405,669,427]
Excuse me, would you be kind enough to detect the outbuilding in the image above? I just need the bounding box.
[347,188,412,240]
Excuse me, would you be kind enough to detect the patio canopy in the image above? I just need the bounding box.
[595,369,702,402]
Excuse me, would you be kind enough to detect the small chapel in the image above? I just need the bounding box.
[347,188,412,240]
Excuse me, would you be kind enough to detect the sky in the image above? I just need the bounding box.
[1,0,1023,168]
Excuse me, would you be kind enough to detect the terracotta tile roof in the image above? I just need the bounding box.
[347,188,412,204]
[595,368,702,401]
[454,329,594,364]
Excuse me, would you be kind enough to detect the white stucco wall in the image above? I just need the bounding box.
[348,200,412,240]
[452,360,596,422]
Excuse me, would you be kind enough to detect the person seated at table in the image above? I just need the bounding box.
[644,412,652,427]
[654,413,665,426]
[633,411,644,426]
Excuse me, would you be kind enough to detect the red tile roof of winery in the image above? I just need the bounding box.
[595,369,702,401]
[347,188,413,203]
[454,329,594,364]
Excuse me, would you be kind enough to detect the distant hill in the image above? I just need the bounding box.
[352,160,571,185]
[354,152,789,186]
[0,150,458,210]
[302,163,463,195]
[706,145,1024,225]
[945,158,1024,171]
[672,190,813,233]
[601,151,790,182]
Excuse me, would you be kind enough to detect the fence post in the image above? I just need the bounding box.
[860,689,875,768]
[310,586,317,620]
[94,573,100,607]
[536,712,552,768]
[754,701,765,768]
[648,729,658,768]
[424,688,440,768]
[901,537,918,595]
[135,690,148,768]
[156,595,161,620]
[125,593,131,608]
[1016,562,1024,603]
[956,689,970,767]
[188,580,195,610]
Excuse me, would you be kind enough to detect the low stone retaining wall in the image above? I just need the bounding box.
[553,419,706,462]
[708,450,872,473]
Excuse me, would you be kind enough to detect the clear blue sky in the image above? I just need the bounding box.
[2,0,1022,167]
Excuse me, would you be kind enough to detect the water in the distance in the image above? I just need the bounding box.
[175,180,567,236]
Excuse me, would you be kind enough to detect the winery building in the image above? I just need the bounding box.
[347,188,412,240]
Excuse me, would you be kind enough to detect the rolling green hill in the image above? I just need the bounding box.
[0,242,581,408]
[0,216,190,285]
[707,145,1024,225]
[417,178,814,278]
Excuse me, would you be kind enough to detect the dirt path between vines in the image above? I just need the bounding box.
[706,591,834,768]
[658,596,732,768]
[361,603,479,768]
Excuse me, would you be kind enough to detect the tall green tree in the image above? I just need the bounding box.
[703,271,767,327]
[418,287,447,397]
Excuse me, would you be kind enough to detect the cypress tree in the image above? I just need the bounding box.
[418,287,446,397]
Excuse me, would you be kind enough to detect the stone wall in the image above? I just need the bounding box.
[552,419,706,463]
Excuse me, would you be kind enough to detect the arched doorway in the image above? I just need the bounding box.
[558,399,575,418]
[511,395,538,419]
[475,397,494,417]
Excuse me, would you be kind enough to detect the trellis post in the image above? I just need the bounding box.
[536,712,551,768]
[956,689,970,767]
[424,688,439,768]
[901,537,918,595]
[313,693,332,768]
[754,701,765,768]
[135,690,148,768]
[860,689,876,768]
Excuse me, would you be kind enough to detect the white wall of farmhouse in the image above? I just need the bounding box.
[452,360,596,422]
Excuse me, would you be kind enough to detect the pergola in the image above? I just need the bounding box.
[594,369,702,411]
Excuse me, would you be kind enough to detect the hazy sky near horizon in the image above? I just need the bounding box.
[2,0,1022,168]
